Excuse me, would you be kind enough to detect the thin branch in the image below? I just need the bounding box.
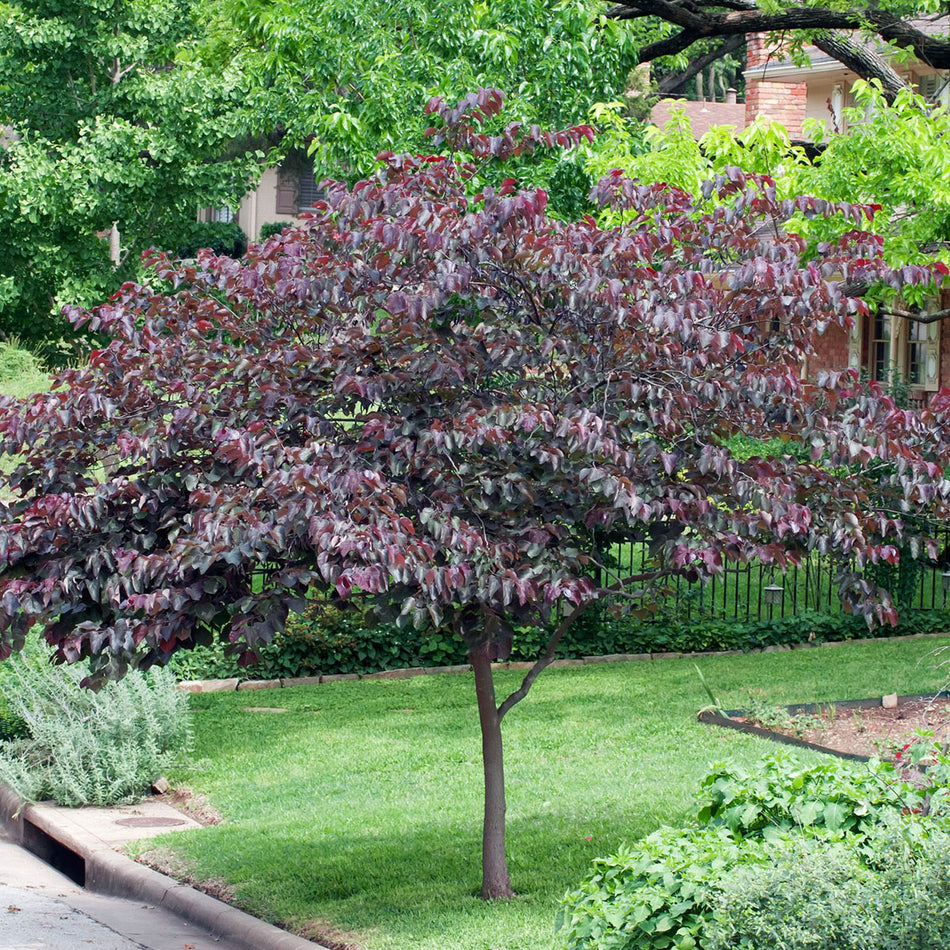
[496,570,676,722]
[657,35,746,96]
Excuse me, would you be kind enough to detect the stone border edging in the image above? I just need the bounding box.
[698,691,950,762]
[0,783,330,950]
[177,631,950,693]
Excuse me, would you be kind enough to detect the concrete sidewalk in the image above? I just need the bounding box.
[0,787,328,950]
[0,828,249,950]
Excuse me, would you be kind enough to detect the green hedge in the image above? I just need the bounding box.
[166,603,950,683]
[165,220,248,259]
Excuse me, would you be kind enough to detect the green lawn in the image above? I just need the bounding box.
[0,345,49,400]
[147,637,950,950]
[0,345,51,496]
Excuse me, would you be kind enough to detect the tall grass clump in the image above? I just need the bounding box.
[0,655,191,806]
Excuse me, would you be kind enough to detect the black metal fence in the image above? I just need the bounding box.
[606,534,950,623]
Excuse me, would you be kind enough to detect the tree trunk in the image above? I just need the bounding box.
[469,642,515,900]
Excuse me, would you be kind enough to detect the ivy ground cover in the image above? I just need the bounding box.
[148,637,950,950]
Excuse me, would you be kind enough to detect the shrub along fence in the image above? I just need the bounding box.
[166,537,950,683]
[605,535,950,623]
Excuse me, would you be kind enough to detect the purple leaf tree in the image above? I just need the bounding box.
[1,91,948,898]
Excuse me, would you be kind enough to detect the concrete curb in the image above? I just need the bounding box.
[0,784,329,950]
[178,631,950,693]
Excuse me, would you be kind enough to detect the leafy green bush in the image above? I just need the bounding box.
[165,602,950,682]
[696,755,919,837]
[0,341,43,383]
[555,825,761,950]
[556,755,950,950]
[0,694,26,741]
[706,817,950,950]
[167,220,248,259]
[258,220,290,241]
[0,341,49,399]
[166,603,468,681]
[0,656,191,806]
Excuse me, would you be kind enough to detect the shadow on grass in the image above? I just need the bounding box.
[159,809,642,940]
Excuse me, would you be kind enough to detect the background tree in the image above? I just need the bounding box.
[607,1,950,103]
[212,0,644,181]
[0,0,262,354]
[593,81,950,319]
[1,92,948,900]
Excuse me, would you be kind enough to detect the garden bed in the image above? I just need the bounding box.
[699,692,950,761]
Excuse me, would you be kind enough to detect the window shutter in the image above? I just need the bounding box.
[275,171,298,216]
[917,73,950,106]
[847,312,863,372]
[924,319,941,391]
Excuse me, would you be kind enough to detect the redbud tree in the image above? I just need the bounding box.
[1,91,949,898]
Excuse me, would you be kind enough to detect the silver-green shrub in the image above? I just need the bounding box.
[705,817,950,950]
[0,655,191,806]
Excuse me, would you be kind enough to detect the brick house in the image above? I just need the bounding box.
[653,29,949,406]
[741,27,949,406]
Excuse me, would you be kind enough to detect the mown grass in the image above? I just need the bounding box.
[0,344,51,496]
[0,342,50,399]
[149,636,950,950]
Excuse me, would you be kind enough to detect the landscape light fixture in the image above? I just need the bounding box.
[763,583,784,606]
[942,570,950,593]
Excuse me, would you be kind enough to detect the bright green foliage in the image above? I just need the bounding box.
[219,0,644,180]
[557,753,950,950]
[0,0,262,351]
[555,826,756,950]
[0,654,191,806]
[609,81,950,273]
[799,82,950,267]
[695,755,931,836]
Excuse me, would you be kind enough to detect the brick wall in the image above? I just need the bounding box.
[809,322,850,380]
[745,34,807,138]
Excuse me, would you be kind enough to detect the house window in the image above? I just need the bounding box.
[907,319,928,386]
[211,206,235,224]
[275,154,325,216]
[918,73,950,107]
[297,165,322,211]
[870,312,892,382]
[848,302,941,393]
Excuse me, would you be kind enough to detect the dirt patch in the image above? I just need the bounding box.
[720,694,950,760]
[155,785,223,826]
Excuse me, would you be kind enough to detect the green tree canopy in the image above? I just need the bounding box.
[592,81,950,277]
[0,0,262,353]
[215,0,646,179]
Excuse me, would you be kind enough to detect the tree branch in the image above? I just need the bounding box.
[657,35,746,96]
[606,1,950,72]
[809,31,906,102]
[884,306,950,325]
[496,570,677,723]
